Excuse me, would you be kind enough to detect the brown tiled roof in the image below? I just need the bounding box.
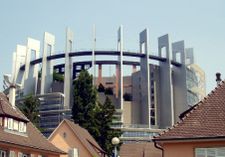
[0,93,28,122]
[0,92,65,154]
[63,119,106,157]
[154,81,225,141]
[120,142,162,157]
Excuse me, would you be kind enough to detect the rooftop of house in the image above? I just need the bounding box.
[0,92,65,154]
[120,142,162,157]
[154,81,225,142]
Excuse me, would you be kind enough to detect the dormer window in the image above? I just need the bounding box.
[0,117,2,126]
[8,118,13,130]
[19,122,26,133]
[3,117,27,135]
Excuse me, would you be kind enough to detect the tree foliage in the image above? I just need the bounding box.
[96,96,122,155]
[53,70,64,82]
[71,70,122,156]
[72,70,100,137]
[17,95,40,128]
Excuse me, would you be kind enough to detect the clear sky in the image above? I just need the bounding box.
[0,0,225,93]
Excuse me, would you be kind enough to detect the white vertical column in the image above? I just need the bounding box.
[117,25,124,122]
[158,34,174,127]
[172,41,188,123]
[24,38,40,95]
[41,32,55,94]
[64,27,74,108]
[139,29,151,127]
[92,25,96,85]
[15,45,26,86]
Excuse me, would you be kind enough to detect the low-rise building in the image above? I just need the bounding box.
[49,119,106,157]
[0,92,65,157]
[153,81,225,157]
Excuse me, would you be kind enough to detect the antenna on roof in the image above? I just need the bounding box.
[216,72,222,85]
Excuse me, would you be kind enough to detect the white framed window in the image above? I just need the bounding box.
[195,147,225,157]
[13,120,19,131]
[18,152,28,157]
[0,150,6,157]
[68,148,79,157]
[9,151,15,157]
[19,122,25,133]
[4,118,7,128]
[0,117,2,126]
[8,118,13,130]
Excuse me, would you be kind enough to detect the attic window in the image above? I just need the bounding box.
[0,117,2,126]
[63,132,67,138]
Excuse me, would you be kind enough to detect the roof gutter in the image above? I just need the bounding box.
[153,139,164,157]
[154,136,225,143]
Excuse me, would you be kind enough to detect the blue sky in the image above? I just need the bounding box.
[0,0,225,93]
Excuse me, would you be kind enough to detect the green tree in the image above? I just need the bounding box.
[96,96,122,155]
[17,95,40,128]
[71,70,122,156]
[72,70,100,138]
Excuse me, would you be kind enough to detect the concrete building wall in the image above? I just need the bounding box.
[162,141,225,157]
[123,101,132,124]
[131,71,141,125]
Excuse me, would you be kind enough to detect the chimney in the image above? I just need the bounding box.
[216,72,222,85]
[9,84,16,108]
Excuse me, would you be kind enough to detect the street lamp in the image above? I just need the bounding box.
[112,137,120,157]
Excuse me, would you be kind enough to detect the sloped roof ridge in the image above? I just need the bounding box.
[63,119,102,156]
[156,81,225,138]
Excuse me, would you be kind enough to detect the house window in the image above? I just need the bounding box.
[195,147,225,157]
[9,151,15,157]
[0,117,2,126]
[0,150,6,157]
[13,120,19,131]
[8,118,13,130]
[19,122,26,133]
[18,152,28,157]
[68,148,79,157]
[4,118,7,128]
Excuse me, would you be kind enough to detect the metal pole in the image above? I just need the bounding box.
[114,146,117,157]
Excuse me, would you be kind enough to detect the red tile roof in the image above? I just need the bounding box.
[0,93,28,122]
[0,92,65,154]
[120,142,162,157]
[154,81,225,141]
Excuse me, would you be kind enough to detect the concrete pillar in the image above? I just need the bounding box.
[139,29,151,127]
[41,32,55,94]
[24,38,40,95]
[117,26,124,117]
[185,48,194,65]
[15,45,26,86]
[64,27,74,108]
[98,64,102,85]
[115,64,119,98]
[158,34,174,128]
[92,25,96,85]
[132,65,137,73]
[172,41,188,122]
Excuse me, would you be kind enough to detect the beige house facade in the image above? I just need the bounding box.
[49,119,106,157]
